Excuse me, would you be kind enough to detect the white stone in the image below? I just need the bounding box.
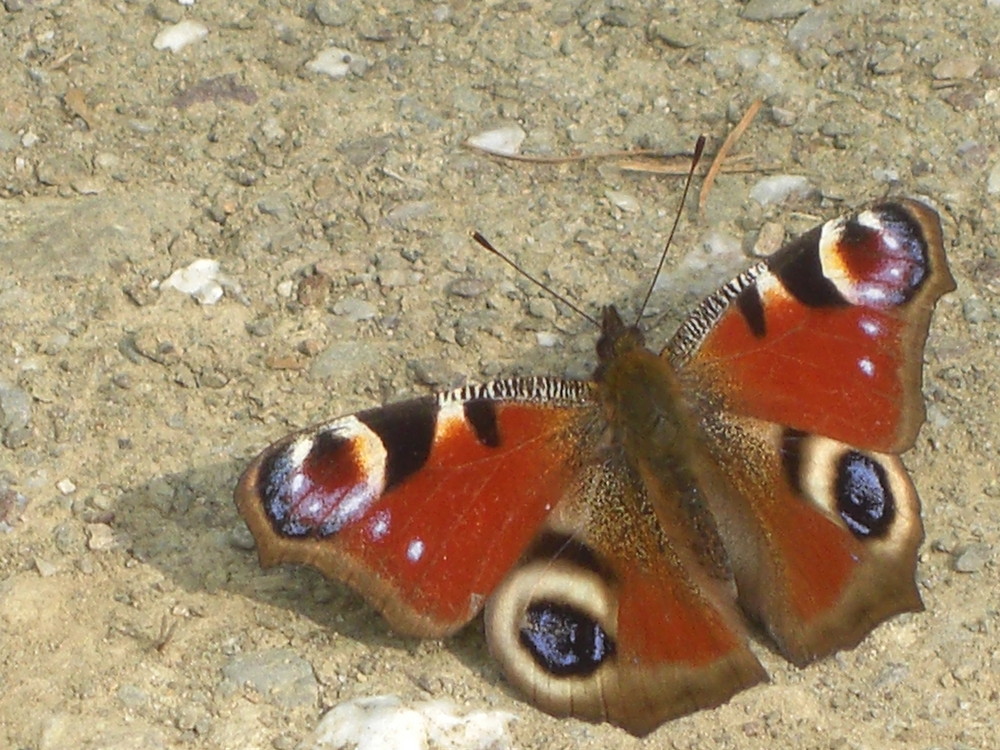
[605,189,640,212]
[306,47,356,78]
[535,331,559,347]
[987,161,1000,195]
[56,478,76,495]
[162,259,228,304]
[153,20,209,53]
[301,696,515,750]
[466,125,526,156]
[749,174,814,206]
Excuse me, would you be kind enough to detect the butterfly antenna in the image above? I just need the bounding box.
[634,134,706,327]
[471,231,601,328]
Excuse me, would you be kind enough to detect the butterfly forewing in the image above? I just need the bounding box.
[236,377,598,636]
[669,199,954,453]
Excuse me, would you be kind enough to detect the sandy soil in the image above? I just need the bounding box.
[1,1,998,748]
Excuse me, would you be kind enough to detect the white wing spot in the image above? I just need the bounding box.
[368,510,391,541]
[406,538,425,563]
[288,436,315,468]
[859,317,882,338]
[858,357,875,377]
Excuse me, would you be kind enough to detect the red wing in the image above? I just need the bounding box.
[485,452,765,736]
[667,199,954,453]
[700,413,924,665]
[235,378,597,637]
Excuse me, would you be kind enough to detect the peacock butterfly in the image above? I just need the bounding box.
[235,197,954,735]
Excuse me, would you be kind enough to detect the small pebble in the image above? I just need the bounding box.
[527,297,557,321]
[332,297,377,321]
[647,14,697,48]
[86,523,116,551]
[466,125,526,157]
[306,47,364,78]
[742,0,812,22]
[34,558,59,577]
[56,478,77,495]
[605,189,640,213]
[89,493,114,511]
[0,382,32,437]
[953,543,991,573]
[536,331,560,347]
[787,7,837,51]
[870,46,905,75]
[228,523,256,551]
[219,649,318,709]
[313,0,355,27]
[446,278,489,299]
[161,259,228,305]
[749,175,815,206]
[300,696,514,750]
[932,55,980,81]
[153,20,209,53]
[752,221,786,257]
[962,296,990,324]
[986,161,1000,195]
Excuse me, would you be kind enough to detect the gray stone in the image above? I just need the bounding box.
[219,649,318,709]
[332,297,377,321]
[742,0,812,21]
[313,0,355,26]
[0,381,32,448]
[954,543,992,573]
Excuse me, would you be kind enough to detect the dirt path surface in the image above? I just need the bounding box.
[2,1,998,748]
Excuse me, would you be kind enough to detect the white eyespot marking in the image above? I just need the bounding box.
[368,509,391,541]
[858,357,875,377]
[435,399,467,444]
[290,472,305,494]
[313,417,387,533]
[303,496,325,517]
[857,210,886,233]
[407,538,425,563]
[857,286,889,305]
[859,317,882,338]
[755,269,788,302]
[288,436,315,467]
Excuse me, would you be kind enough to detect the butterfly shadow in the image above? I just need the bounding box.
[113,459,500,687]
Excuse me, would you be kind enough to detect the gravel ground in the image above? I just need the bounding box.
[1,1,998,748]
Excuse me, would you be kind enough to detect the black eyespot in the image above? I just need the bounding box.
[836,451,895,539]
[519,601,615,677]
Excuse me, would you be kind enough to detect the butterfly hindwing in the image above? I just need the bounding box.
[485,446,766,735]
[697,412,923,664]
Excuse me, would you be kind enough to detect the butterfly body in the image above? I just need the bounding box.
[236,198,954,735]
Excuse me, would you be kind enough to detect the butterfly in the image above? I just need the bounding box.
[235,198,954,735]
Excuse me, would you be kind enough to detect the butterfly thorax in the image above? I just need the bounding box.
[594,305,732,580]
[594,306,685,453]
